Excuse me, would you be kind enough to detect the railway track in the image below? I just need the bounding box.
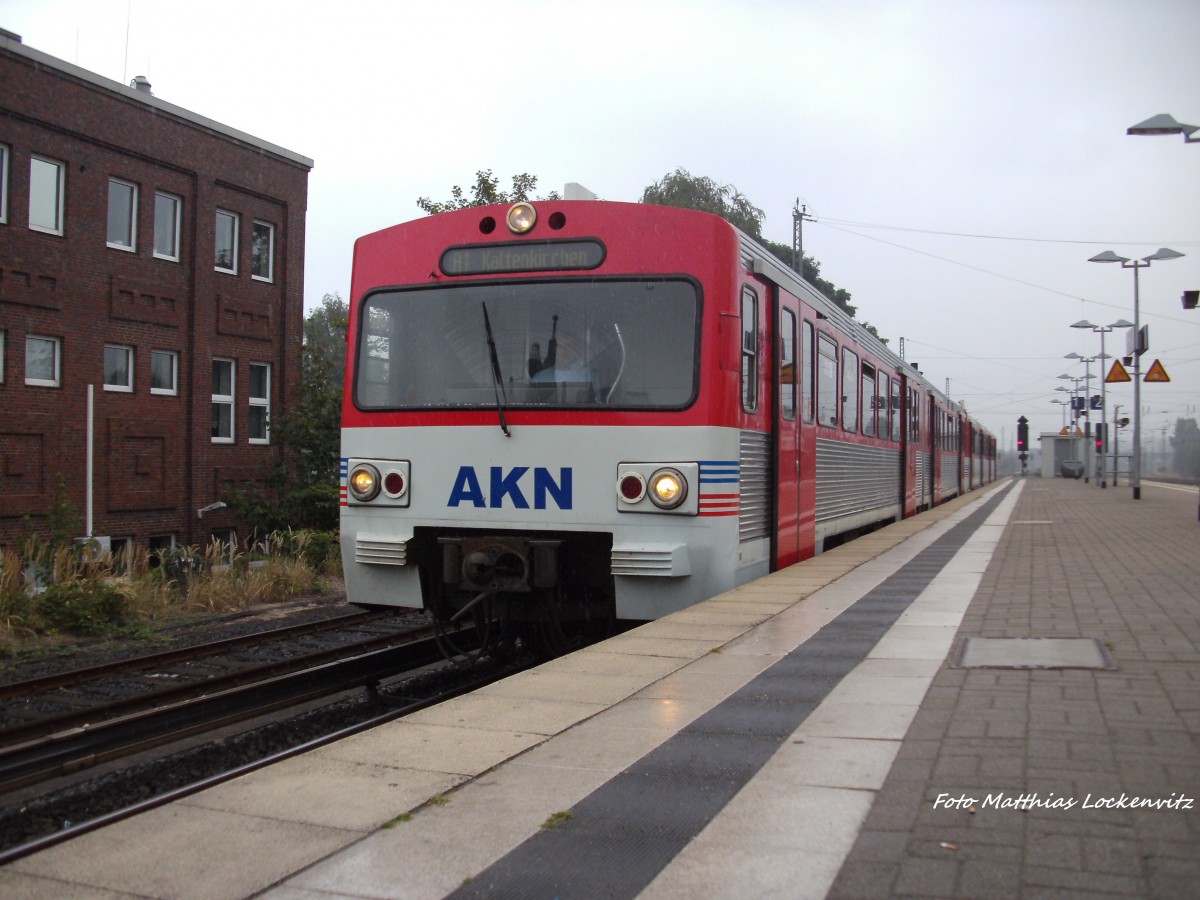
[0,609,460,794]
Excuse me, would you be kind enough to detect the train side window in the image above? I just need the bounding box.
[908,388,919,441]
[862,363,877,437]
[891,379,902,441]
[802,320,815,423]
[779,307,796,421]
[879,372,891,440]
[817,334,838,426]
[841,347,859,433]
[741,286,758,413]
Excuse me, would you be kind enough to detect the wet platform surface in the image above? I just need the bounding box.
[2,476,1197,898]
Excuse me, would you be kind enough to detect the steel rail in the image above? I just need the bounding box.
[0,609,393,702]
[0,615,421,746]
[0,662,503,867]
[0,626,474,793]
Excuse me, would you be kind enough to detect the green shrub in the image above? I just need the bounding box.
[37,579,130,636]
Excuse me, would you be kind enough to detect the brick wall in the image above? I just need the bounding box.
[0,35,312,553]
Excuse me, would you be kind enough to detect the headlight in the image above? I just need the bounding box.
[648,468,687,510]
[349,463,381,502]
[506,202,537,234]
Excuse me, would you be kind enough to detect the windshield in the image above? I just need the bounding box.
[354,279,699,410]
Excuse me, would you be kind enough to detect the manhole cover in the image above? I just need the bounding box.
[953,637,1115,670]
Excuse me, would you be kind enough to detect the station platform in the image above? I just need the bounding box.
[3,475,1198,898]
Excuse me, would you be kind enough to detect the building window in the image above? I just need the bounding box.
[212,358,235,442]
[25,335,61,387]
[151,349,179,395]
[154,191,181,261]
[148,534,176,568]
[109,537,133,575]
[215,209,238,273]
[249,362,270,444]
[104,344,134,392]
[29,155,65,235]
[0,143,8,224]
[107,178,137,250]
[251,220,274,282]
[210,528,237,564]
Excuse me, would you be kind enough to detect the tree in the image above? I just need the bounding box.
[1170,417,1200,479]
[228,293,347,535]
[417,170,560,214]
[641,167,765,237]
[641,169,872,333]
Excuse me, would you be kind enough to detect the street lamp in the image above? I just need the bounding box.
[1063,353,1097,482]
[1088,248,1185,499]
[1057,374,1092,478]
[1071,319,1133,488]
[1127,113,1199,144]
[1051,398,1069,430]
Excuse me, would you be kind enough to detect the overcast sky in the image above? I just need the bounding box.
[5,0,1199,447]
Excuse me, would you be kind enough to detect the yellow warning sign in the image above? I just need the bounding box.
[1105,359,1132,383]
[1144,359,1170,383]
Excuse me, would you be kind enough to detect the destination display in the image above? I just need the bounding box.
[441,239,605,275]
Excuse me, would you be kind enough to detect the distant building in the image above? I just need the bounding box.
[0,29,313,558]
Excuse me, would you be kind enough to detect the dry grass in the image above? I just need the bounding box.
[0,531,337,652]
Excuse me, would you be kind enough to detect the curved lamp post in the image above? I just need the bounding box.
[1087,248,1185,499]
[1127,113,1199,144]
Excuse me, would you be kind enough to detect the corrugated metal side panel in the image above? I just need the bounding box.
[817,439,902,523]
[941,455,959,494]
[739,430,771,542]
[915,450,928,500]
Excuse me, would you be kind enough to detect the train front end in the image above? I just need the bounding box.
[339,201,755,653]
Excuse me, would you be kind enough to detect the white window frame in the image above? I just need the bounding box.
[150,349,179,396]
[103,344,135,392]
[212,357,235,443]
[248,362,271,444]
[29,155,66,236]
[0,143,9,224]
[153,190,181,261]
[106,177,137,251]
[25,334,61,387]
[215,209,238,274]
[251,220,275,282]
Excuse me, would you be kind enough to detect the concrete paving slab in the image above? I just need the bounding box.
[314,716,546,774]
[8,803,357,900]
[797,700,923,741]
[183,755,467,831]
[641,783,875,900]
[403,692,606,735]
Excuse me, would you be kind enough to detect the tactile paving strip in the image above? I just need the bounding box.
[447,485,1015,899]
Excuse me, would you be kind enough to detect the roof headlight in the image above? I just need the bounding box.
[648,468,687,510]
[506,202,537,234]
[349,463,381,502]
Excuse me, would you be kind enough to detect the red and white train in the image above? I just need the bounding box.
[339,200,996,649]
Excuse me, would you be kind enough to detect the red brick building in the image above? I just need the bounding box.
[0,29,313,558]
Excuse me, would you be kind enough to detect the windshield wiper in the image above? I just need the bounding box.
[481,302,510,437]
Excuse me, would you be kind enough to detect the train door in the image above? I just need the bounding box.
[773,294,802,567]
[925,395,937,509]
